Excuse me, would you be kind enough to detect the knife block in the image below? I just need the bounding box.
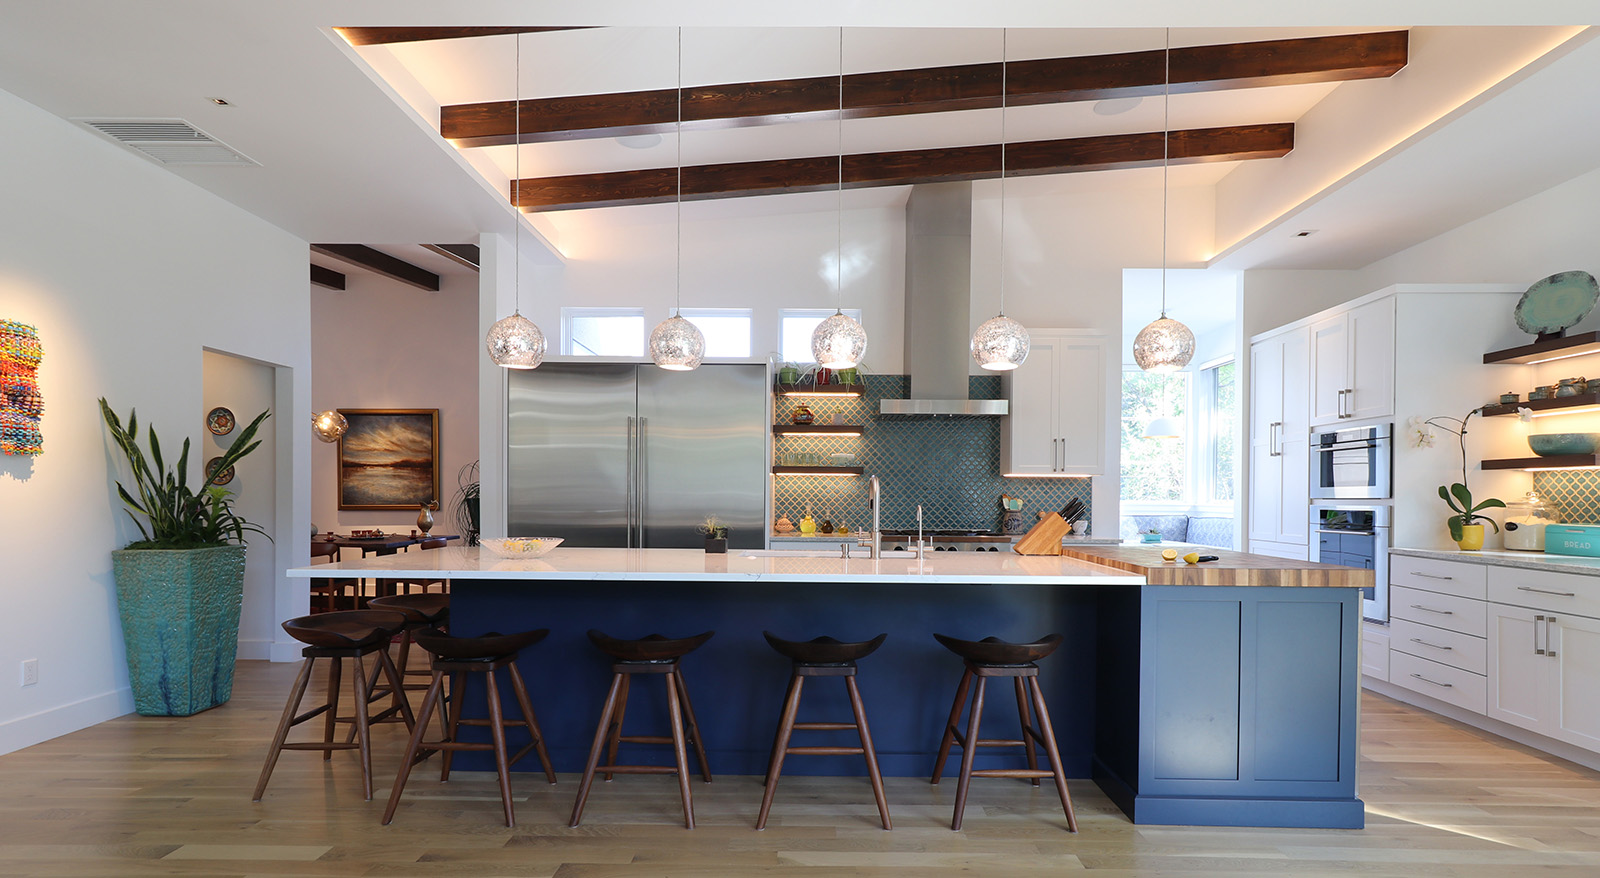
[1012,514,1069,555]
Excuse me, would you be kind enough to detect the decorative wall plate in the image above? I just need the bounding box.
[1515,271,1600,336]
[206,406,236,436]
[206,456,235,485]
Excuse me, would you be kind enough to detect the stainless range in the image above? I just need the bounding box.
[878,529,1014,552]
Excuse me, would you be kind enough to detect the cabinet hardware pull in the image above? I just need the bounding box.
[1535,614,1546,655]
[1548,616,1559,658]
[1412,572,1455,580]
[1337,389,1346,419]
[1409,673,1453,688]
[1409,638,1452,650]
[1409,604,1454,615]
[1517,585,1576,597]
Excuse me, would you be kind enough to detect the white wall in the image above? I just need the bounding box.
[0,85,311,754]
[309,267,480,539]
[202,351,278,660]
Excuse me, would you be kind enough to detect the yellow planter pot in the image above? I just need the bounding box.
[1454,523,1485,551]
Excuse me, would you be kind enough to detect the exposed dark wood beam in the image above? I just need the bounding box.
[310,264,346,290]
[336,27,587,47]
[513,123,1293,211]
[444,31,1403,147]
[423,243,480,270]
[309,244,440,291]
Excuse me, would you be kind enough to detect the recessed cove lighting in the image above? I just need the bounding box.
[1093,97,1142,116]
[616,133,663,150]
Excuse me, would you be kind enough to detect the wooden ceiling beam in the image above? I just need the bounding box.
[336,27,587,47]
[444,31,1403,147]
[310,264,346,291]
[309,244,440,291]
[512,123,1293,211]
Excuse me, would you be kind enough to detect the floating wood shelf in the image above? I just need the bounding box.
[776,383,865,397]
[770,466,865,475]
[1483,331,1600,365]
[1482,454,1600,471]
[1482,391,1600,418]
[772,424,862,436]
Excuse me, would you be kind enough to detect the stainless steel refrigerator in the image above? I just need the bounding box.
[507,363,769,549]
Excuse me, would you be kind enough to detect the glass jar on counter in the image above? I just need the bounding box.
[1503,490,1557,551]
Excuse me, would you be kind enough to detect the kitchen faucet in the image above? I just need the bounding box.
[857,475,881,560]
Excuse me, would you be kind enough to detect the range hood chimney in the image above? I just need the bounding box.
[879,182,1008,416]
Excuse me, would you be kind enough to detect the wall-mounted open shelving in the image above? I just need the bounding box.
[771,466,864,476]
[772,424,862,436]
[1483,331,1600,365]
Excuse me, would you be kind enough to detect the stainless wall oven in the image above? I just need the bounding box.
[1310,504,1391,623]
[1310,422,1392,500]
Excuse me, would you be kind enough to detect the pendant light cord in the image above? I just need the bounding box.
[835,26,844,316]
[998,28,1008,319]
[513,33,522,317]
[676,27,683,318]
[1160,27,1170,320]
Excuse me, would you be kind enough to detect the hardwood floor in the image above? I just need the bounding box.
[4,659,1600,876]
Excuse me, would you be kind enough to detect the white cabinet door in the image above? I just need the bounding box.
[1487,603,1551,734]
[1551,613,1600,751]
[1247,327,1309,547]
[1000,337,1059,475]
[1347,297,1395,422]
[1278,328,1310,544]
[1310,314,1348,426]
[1248,437,1281,544]
[1056,336,1106,475]
[1250,333,1283,445]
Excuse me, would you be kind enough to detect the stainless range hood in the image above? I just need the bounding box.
[879,182,1007,416]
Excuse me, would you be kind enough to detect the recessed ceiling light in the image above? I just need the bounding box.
[1093,97,1142,116]
[1295,229,1318,238]
[209,97,232,106]
[615,133,663,149]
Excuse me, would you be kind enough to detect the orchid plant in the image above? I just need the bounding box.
[1409,409,1505,541]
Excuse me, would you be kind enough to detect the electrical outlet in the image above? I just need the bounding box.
[21,659,38,687]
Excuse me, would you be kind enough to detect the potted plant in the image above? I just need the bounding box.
[99,398,270,715]
[1410,409,1505,551]
[450,459,481,546]
[699,516,730,553]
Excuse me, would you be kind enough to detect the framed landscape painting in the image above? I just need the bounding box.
[336,409,440,510]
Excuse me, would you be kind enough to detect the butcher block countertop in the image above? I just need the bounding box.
[1057,545,1373,588]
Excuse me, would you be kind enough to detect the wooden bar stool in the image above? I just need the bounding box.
[253,610,413,802]
[756,632,892,831]
[569,630,714,830]
[929,633,1077,832]
[361,593,451,736]
[382,627,557,828]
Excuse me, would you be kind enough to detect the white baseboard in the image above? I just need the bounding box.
[269,639,304,663]
[0,687,134,757]
[236,638,272,661]
[1364,676,1600,773]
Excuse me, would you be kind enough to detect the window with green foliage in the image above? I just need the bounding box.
[1203,361,1236,503]
[1121,370,1188,503]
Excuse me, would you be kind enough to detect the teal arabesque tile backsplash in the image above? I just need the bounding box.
[772,375,1092,533]
[1533,471,1600,523]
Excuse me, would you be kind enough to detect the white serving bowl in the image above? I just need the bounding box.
[479,537,564,559]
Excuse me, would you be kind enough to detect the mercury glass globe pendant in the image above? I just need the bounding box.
[311,410,348,443]
[486,34,546,371]
[650,29,707,372]
[1134,29,1195,374]
[971,29,1029,372]
[810,28,867,371]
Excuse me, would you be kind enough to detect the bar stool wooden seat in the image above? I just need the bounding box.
[929,633,1077,832]
[756,632,892,831]
[359,594,451,738]
[253,610,413,802]
[569,630,714,829]
[382,627,557,828]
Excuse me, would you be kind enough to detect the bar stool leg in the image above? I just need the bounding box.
[253,656,316,801]
[755,674,805,830]
[1027,676,1078,832]
[322,656,343,761]
[484,667,516,827]
[349,653,376,800]
[845,675,892,831]
[951,676,988,831]
[570,672,625,828]
[383,671,446,825]
[505,662,558,784]
[603,673,630,782]
[931,668,973,784]
[1014,677,1041,786]
[664,668,695,829]
[440,670,468,781]
[673,670,713,784]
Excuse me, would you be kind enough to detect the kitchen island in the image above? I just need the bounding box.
[290,545,1369,828]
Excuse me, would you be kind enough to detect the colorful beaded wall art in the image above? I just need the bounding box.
[0,320,44,456]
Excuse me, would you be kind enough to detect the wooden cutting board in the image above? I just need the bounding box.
[1058,545,1373,588]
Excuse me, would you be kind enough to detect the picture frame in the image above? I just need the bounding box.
[336,408,440,510]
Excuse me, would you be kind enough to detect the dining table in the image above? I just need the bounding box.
[310,533,461,603]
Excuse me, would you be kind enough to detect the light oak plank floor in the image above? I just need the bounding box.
[4,659,1600,877]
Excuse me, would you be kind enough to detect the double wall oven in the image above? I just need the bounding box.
[1308,422,1393,622]
[1310,504,1391,623]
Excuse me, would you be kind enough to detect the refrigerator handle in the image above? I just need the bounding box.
[638,417,648,547]
[626,416,637,548]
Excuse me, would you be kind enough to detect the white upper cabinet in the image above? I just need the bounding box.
[1001,332,1107,477]
[1310,297,1395,427]
[1248,325,1310,547]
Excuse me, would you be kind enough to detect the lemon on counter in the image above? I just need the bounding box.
[1183,552,1201,564]
[1161,548,1178,561]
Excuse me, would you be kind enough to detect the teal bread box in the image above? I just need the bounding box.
[1545,524,1600,557]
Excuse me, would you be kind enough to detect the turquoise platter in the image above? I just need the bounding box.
[1515,271,1600,336]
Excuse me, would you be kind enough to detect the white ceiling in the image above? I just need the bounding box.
[0,3,1593,276]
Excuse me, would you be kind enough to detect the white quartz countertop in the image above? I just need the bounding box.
[1391,547,1600,579]
[287,546,1145,586]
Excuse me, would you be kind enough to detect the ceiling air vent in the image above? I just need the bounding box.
[74,118,259,166]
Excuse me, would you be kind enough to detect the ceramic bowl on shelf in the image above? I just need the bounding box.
[1528,433,1600,456]
[479,537,564,558]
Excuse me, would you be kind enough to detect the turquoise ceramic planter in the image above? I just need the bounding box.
[111,545,246,716]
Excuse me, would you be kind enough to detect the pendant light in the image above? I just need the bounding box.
[485,33,548,370]
[650,27,706,371]
[1132,28,1195,374]
[971,28,1030,372]
[811,27,868,370]
[311,410,347,443]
